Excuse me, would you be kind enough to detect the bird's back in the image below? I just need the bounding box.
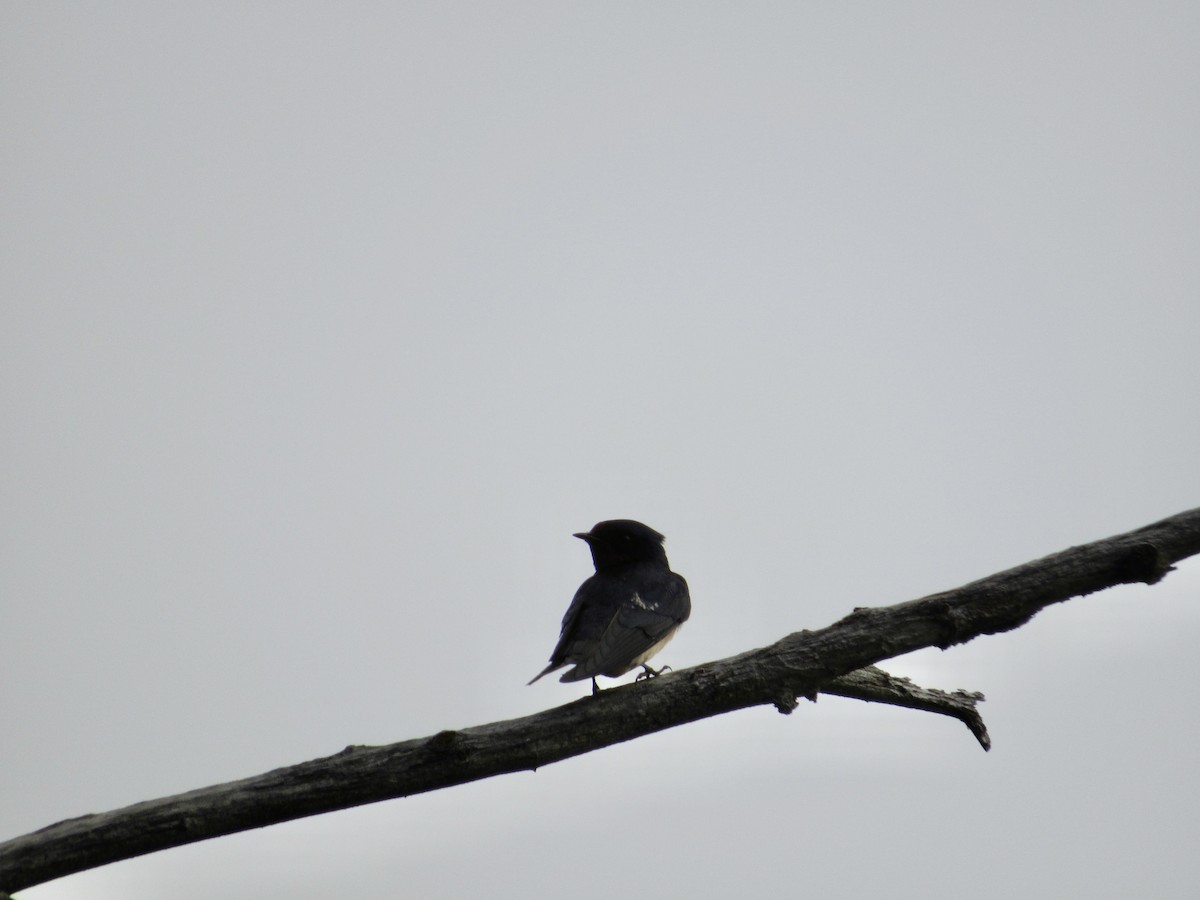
[556,561,690,681]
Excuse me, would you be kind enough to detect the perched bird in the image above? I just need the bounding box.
[529,519,691,694]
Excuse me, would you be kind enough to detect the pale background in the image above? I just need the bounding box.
[3,3,1199,898]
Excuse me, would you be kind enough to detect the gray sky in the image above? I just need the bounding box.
[3,3,1198,898]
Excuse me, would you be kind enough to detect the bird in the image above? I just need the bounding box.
[529,519,691,695]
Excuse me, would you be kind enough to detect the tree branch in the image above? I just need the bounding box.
[818,665,991,750]
[3,506,1198,893]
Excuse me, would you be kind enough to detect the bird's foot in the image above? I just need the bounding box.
[635,664,671,682]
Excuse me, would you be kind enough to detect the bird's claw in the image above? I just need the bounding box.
[635,664,671,683]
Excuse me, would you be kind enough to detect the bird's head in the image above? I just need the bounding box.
[574,519,669,570]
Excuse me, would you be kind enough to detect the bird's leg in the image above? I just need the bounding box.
[591,677,600,696]
[635,663,672,682]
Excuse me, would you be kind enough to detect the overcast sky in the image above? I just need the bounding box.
[3,3,1199,898]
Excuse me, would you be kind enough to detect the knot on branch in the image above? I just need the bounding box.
[773,688,799,715]
[933,600,975,649]
[1117,541,1174,585]
[425,729,470,763]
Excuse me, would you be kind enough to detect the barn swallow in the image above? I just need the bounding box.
[529,519,691,694]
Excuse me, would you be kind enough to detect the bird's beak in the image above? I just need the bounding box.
[573,532,592,542]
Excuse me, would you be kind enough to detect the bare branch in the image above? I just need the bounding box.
[819,665,990,751]
[2,506,1197,893]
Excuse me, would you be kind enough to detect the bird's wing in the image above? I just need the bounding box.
[527,576,607,684]
[545,581,596,659]
[562,571,690,681]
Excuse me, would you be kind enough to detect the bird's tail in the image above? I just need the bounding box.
[527,662,561,685]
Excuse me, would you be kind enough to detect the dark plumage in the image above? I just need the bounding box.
[528,519,691,693]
